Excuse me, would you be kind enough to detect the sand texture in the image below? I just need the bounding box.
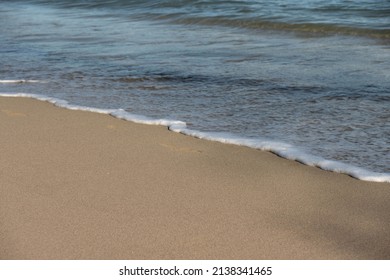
[1,96,390,259]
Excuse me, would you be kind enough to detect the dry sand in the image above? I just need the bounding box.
[1,96,390,259]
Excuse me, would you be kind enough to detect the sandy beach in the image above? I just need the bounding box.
[1,96,390,260]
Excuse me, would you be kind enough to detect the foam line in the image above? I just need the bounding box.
[0,80,47,84]
[1,92,389,183]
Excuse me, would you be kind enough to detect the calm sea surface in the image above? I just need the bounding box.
[1,0,389,181]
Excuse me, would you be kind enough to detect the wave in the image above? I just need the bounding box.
[166,16,390,40]
[0,79,47,84]
[8,0,390,40]
[2,92,389,184]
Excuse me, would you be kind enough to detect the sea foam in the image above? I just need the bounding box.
[0,80,47,84]
[1,92,389,183]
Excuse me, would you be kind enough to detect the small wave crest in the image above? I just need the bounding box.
[0,80,47,84]
[1,92,389,183]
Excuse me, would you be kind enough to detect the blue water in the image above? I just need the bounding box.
[1,0,389,182]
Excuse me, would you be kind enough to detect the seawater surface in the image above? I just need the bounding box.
[1,0,389,182]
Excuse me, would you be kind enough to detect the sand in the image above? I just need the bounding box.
[1,96,390,260]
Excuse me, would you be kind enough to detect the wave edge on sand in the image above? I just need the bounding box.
[1,92,389,183]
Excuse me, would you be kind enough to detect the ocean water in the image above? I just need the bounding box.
[1,0,389,182]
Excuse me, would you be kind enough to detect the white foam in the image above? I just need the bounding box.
[0,79,47,84]
[1,92,390,183]
[110,109,187,129]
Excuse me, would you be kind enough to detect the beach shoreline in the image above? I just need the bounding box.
[1,96,390,259]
